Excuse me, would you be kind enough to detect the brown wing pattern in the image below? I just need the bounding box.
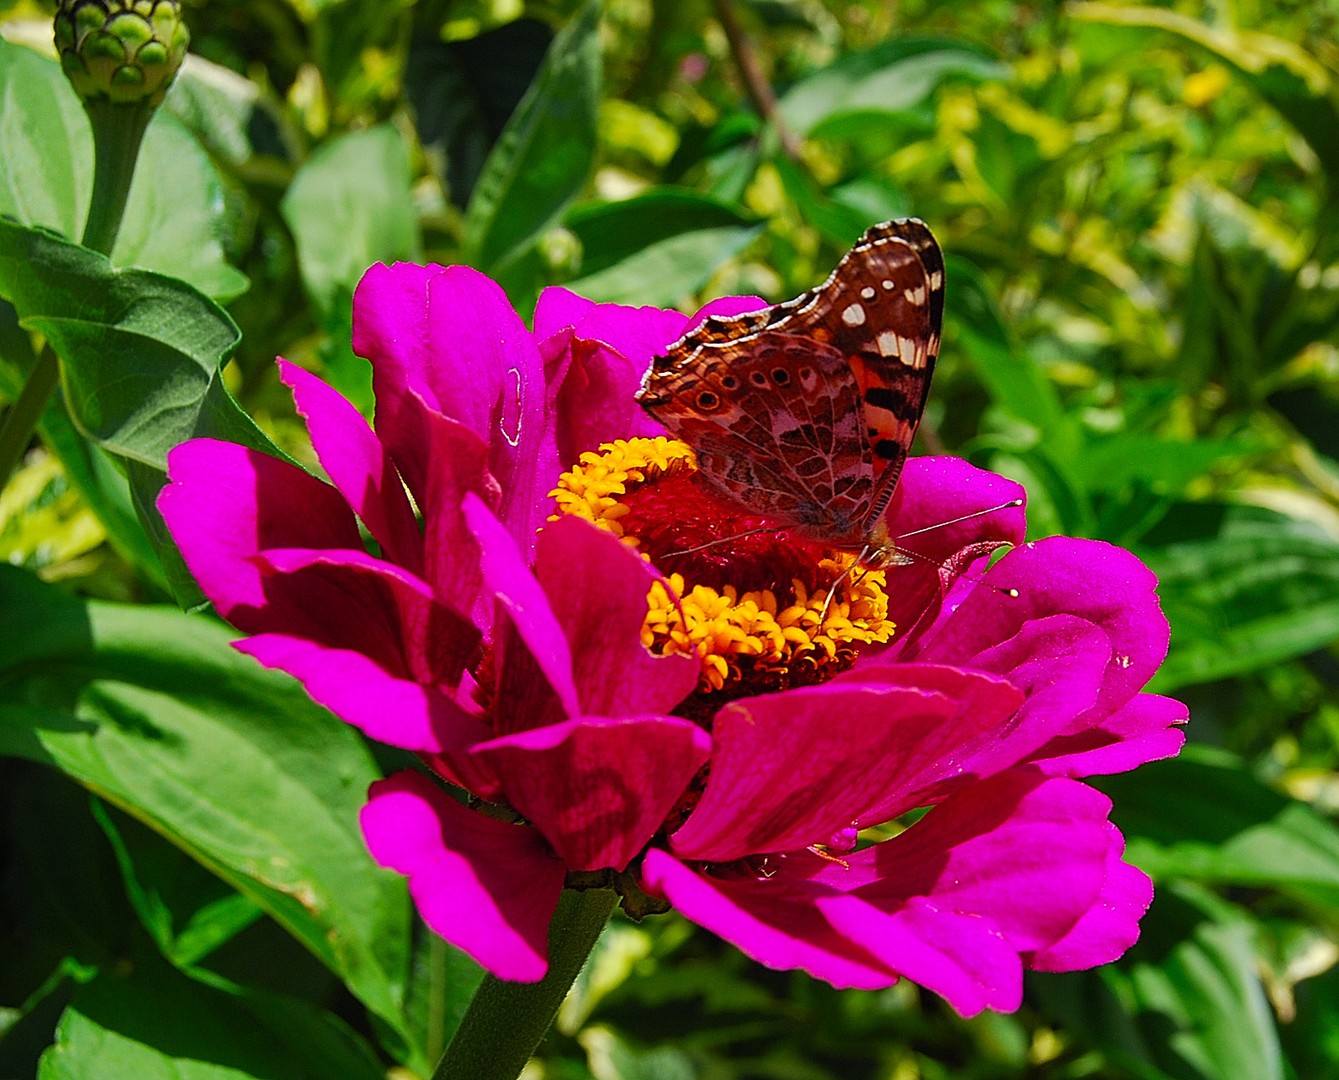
[636,218,944,548]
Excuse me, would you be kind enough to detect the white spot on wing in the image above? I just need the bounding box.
[860,286,876,300]
[841,303,866,326]
[903,285,926,304]
[881,279,895,290]
[876,330,899,356]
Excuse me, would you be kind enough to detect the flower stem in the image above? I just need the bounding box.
[0,345,59,487]
[432,888,616,1080]
[0,99,151,491]
[711,0,802,160]
[80,99,154,256]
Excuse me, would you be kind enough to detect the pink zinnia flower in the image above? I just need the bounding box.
[158,262,1186,1016]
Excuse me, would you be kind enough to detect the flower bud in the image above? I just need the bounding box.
[54,0,189,108]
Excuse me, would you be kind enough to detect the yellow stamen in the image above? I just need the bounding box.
[551,437,895,699]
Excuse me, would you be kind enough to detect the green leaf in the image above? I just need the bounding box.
[947,256,1075,452]
[463,1,601,273]
[406,18,553,208]
[1032,886,1285,1080]
[1070,3,1339,184]
[1144,515,1339,689]
[91,799,264,969]
[0,567,417,1068]
[1124,889,1285,1080]
[38,954,386,1080]
[281,124,420,319]
[564,189,763,305]
[0,219,280,602]
[779,37,1006,139]
[280,124,420,412]
[0,40,247,301]
[165,54,295,171]
[772,154,875,249]
[1072,434,1255,495]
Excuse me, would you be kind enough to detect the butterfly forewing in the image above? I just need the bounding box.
[637,218,944,553]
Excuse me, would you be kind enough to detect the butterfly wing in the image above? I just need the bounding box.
[638,329,873,541]
[637,218,944,545]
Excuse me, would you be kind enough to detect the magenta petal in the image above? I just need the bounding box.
[686,295,769,326]
[559,301,690,372]
[893,615,1112,802]
[361,771,565,981]
[238,633,489,752]
[159,439,363,635]
[671,669,1021,862]
[533,286,598,343]
[473,716,711,872]
[462,494,579,724]
[536,516,699,718]
[640,850,894,990]
[352,263,556,547]
[547,335,665,455]
[277,359,421,573]
[915,536,1168,720]
[826,663,1027,823]
[1031,692,1188,778]
[1028,829,1153,971]
[843,773,1116,955]
[819,895,1023,1016]
[254,546,475,686]
[875,458,1028,653]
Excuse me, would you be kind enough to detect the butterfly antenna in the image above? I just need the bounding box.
[662,525,781,558]
[888,543,1020,598]
[892,498,1025,541]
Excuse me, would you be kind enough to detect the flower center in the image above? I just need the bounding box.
[550,437,895,719]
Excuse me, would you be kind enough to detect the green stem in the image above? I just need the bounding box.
[81,99,153,256]
[0,98,151,491]
[0,345,59,486]
[433,888,616,1080]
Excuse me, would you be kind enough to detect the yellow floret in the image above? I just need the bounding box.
[553,437,896,697]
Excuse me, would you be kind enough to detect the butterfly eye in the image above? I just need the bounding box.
[771,368,791,386]
[750,371,769,386]
[696,390,720,410]
[719,375,739,390]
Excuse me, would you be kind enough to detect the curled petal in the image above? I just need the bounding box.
[361,771,566,982]
[914,536,1169,721]
[822,773,1121,958]
[159,440,363,636]
[1030,692,1188,778]
[238,634,489,753]
[1027,828,1153,971]
[278,359,421,573]
[640,849,893,990]
[352,263,556,548]
[463,493,579,726]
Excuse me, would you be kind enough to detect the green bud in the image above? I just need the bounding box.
[54,0,189,107]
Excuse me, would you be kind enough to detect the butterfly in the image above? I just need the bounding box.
[635,218,944,566]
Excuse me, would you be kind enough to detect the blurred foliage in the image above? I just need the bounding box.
[1,0,1338,1077]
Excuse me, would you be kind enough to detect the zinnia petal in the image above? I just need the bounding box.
[361,771,566,982]
[473,716,711,872]
[670,667,1022,862]
[277,359,422,573]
